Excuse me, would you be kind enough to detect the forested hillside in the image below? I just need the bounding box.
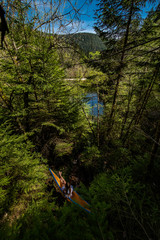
[0,1,160,240]
[60,32,106,55]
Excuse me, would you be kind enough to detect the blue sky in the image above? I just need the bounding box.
[75,0,159,33]
[77,0,97,33]
[29,0,159,34]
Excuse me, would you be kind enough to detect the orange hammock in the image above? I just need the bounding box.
[49,169,91,213]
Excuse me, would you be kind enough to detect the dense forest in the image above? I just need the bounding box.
[0,0,160,240]
[60,32,106,55]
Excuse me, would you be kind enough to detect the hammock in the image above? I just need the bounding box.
[49,168,91,213]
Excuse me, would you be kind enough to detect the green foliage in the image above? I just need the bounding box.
[61,33,106,55]
[0,123,47,218]
[0,202,57,240]
[0,1,160,240]
[2,164,159,240]
[0,3,85,135]
[80,145,101,169]
[89,169,160,239]
[91,0,160,145]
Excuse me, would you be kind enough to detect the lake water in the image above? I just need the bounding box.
[86,93,103,116]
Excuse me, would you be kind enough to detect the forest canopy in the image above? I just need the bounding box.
[0,0,160,240]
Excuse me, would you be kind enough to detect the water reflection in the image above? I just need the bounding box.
[86,93,103,116]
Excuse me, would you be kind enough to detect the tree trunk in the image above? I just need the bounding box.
[24,91,29,132]
[107,0,134,136]
[120,85,133,139]
[147,121,160,175]
[135,67,159,124]
[122,66,159,144]
[97,84,100,147]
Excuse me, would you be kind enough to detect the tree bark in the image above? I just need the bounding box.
[107,0,134,136]
[122,66,159,144]
[120,84,134,139]
[97,84,100,147]
[147,121,160,175]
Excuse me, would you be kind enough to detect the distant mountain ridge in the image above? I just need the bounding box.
[60,33,106,55]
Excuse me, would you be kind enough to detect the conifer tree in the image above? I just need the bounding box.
[0,1,84,135]
[121,3,160,142]
[95,0,159,140]
[0,0,91,227]
[0,123,47,219]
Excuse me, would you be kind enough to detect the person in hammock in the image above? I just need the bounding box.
[59,171,73,198]
[0,5,9,48]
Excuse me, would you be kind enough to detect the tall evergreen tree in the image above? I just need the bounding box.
[94,0,158,139]
[0,1,83,135]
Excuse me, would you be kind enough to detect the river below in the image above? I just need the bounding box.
[86,93,103,116]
